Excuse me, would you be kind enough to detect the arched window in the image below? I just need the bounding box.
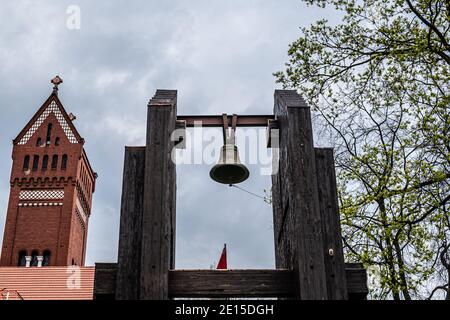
[32,155,39,171]
[18,250,27,267]
[30,250,38,267]
[61,154,68,170]
[46,123,53,145]
[36,137,42,147]
[23,155,30,171]
[51,155,58,170]
[42,250,51,267]
[42,155,49,171]
[55,137,60,146]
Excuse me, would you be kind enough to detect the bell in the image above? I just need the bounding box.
[210,144,250,184]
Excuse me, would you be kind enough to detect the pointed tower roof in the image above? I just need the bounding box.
[13,76,84,146]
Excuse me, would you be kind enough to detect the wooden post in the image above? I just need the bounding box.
[272,90,328,300]
[115,147,146,300]
[140,90,177,300]
[315,148,348,300]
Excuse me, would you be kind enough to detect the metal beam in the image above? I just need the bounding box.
[177,115,275,127]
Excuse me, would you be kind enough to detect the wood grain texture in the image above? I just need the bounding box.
[345,263,368,300]
[272,90,328,300]
[93,264,368,299]
[94,263,117,300]
[169,270,296,298]
[315,148,348,300]
[140,90,177,300]
[115,147,146,300]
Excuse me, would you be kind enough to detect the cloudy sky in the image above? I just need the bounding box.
[0,1,336,268]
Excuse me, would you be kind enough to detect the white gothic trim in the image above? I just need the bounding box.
[18,100,78,145]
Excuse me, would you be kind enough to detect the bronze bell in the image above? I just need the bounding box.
[210,144,250,184]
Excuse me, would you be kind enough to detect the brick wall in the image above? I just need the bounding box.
[0,94,96,267]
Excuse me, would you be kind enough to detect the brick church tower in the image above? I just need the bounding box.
[0,76,97,267]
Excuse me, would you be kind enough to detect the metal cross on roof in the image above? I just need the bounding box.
[51,75,63,94]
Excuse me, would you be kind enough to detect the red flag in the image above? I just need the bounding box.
[216,244,227,270]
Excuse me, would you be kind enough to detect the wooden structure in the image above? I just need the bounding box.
[93,89,368,300]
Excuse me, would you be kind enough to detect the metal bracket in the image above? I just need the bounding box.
[174,120,186,149]
[266,118,279,148]
[222,113,237,145]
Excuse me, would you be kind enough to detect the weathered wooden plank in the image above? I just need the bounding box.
[272,90,328,300]
[169,270,296,298]
[94,263,117,300]
[169,130,177,271]
[115,147,146,300]
[315,148,348,300]
[345,263,368,300]
[140,90,177,300]
[93,265,368,299]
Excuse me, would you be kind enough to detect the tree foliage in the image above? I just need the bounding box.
[275,0,450,299]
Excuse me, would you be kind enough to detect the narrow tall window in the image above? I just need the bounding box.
[61,154,68,170]
[46,123,53,145]
[32,155,39,171]
[23,155,30,171]
[51,155,58,170]
[18,250,27,267]
[30,250,38,267]
[42,250,51,267]
[42,155,49,171]
[55,137,60,146]
[36,137,42,147]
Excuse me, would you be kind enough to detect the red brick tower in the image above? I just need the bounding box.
[0,76,97,267]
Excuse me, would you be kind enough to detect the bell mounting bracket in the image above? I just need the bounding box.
[176,114,279,148]
[222,113,237,145]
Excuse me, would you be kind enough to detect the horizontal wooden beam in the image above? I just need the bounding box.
[94,263,117,299]
[177,115,275,127]
[169,269,295,298]
[344,263,369,300]
[94,263,368,300]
